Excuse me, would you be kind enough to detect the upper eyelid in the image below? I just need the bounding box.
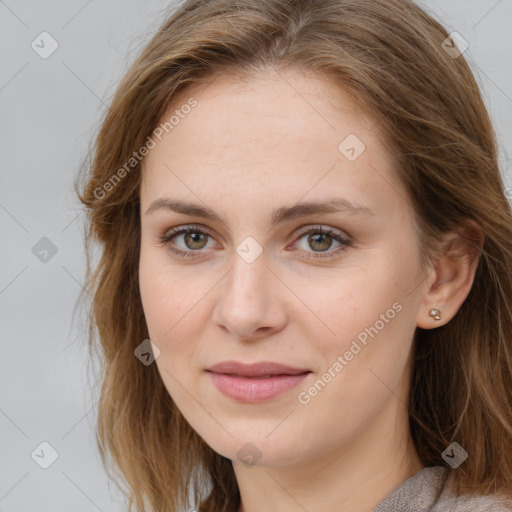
[164,223,351,245]
[294,224,351,239]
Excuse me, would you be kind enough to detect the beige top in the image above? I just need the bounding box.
[373,466,511,511]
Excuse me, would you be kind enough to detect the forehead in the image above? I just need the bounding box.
[152,67,374,155]
[140,68,403,219]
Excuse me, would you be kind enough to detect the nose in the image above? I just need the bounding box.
[212,252,288,342]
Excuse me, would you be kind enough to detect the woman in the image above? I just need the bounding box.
[76,0,512,510]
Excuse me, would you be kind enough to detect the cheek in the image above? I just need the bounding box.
[303,258,416,395]
[139,247,189,329]
[139,262,174,359]
[139,260,199,403]
[295,287,413,430]
[304,263,400,339]
[139,252,207,376]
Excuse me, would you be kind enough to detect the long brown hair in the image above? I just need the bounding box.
[75,0,512,510]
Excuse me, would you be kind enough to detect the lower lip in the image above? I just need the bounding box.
[207,372,310,403]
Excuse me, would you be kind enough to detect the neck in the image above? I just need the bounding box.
[234,398,424,512]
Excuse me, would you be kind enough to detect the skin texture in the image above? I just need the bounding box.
[138,67,482,512]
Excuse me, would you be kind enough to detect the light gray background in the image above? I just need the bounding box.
[1,1,511,510]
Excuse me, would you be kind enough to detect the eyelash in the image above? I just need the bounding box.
[158,224,353,260]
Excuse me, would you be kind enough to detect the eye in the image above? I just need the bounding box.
[290,225,352,259]
[158,224,353,259]
[158,225,217,258]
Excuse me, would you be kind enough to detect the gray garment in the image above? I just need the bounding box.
[373,466,511,511]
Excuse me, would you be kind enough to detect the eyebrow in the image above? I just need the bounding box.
[145,197,375,228]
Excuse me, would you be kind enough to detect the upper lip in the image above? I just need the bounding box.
[206,360,311,377]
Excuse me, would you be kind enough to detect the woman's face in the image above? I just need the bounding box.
[139,68,428,469]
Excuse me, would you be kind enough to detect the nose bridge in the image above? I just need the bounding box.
[212,245,285,339]
[225,247,270,311]
[226,230,269,297]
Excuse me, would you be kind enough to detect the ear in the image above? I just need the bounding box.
[416,219,484,329]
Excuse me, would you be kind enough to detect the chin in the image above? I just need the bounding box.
[197,425,310,469]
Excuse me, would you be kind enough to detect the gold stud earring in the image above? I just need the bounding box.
[429,308,442,321]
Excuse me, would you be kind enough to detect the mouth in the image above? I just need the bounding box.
[205,361,312,402]
[217,373,305,379]
[206,360,311,377]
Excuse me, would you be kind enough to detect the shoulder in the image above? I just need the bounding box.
[373,466,512,512]
[432,473,512,512]
[373,466,449,511]
[432,493,512,511]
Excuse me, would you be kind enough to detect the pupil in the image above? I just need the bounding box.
[186,231,207,249]
[310,233,331,252]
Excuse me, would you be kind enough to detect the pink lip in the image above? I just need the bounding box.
[206,360,311,403]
